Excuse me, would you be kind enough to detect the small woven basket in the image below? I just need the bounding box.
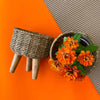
[50,32,97,74]
[10,28,53,79]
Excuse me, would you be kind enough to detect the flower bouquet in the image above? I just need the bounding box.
[49,32,99,80]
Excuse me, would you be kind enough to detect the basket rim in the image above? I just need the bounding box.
[14,27,54,39]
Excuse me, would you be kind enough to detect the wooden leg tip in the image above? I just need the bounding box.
[32,76,37,80]
[9,69,15,73]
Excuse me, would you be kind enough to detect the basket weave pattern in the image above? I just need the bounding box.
[10,28,53,59]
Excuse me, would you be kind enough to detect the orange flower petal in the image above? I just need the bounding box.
[77,51,94,67]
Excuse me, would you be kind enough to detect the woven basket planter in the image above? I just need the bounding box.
[50,32,97,74]
[10,28,53,79]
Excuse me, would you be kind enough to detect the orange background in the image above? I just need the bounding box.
[0,0,100,100]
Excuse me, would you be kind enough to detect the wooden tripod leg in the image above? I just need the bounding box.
[32,59,40,79]
[26,58,32,71]
[9,54,21,73]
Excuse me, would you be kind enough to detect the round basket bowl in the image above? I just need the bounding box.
[50,32,97,74]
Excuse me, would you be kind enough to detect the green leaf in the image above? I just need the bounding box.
[73,60,78,65]
[79,43,85,49]
[59,44,64,49]
[70,60,78,67]
[71,60,86,75]
[74,43,85,54]
[63,37,67,42]
[55,51,58,55]
[73,33,81,42]
[84,45,99,52]
[77,64,87,75]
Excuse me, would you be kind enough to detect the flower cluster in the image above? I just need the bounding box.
[49,33,98,80]
[64,37,79,49]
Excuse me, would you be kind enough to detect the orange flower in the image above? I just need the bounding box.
[49,59,63,71]
[56,47,76,65]
[64,37,79,49]
[59,66,68,75]
[64,66,81,80]
[49,59,82,80]
[77,51,94,67]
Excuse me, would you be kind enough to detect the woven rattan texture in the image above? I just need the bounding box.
[10,28,53,59]
[44,0,100,93]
